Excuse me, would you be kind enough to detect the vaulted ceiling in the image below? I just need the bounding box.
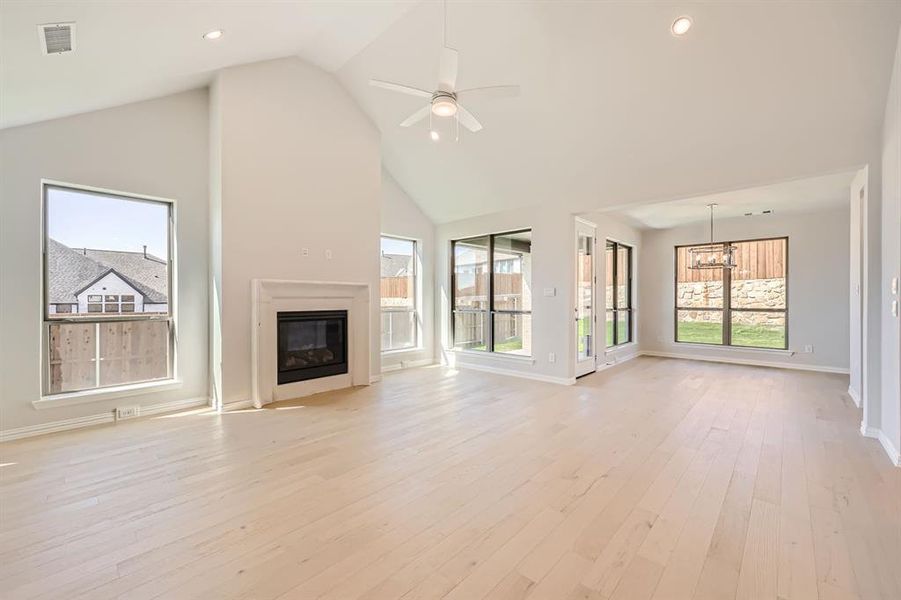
[0,1,415,128]
[3,1,900,224]
[337,1,901,222]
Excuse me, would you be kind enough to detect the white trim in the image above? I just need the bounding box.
[2,396,208,442]
[596,348,641,372]
[860,425,901,467]
[221,399,254,412]
[848,386,862,408]
[382,358,435,373]
[34,379,183,409]
[369,375,383,383]
[640,351,849,374]
[451,349,535,365]
[452,361,575,386]
[672,342,794,356]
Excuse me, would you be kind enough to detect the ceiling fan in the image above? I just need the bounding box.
[369,1,520,139]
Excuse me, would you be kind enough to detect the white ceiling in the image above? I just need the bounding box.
[603,169,857,230]
[2,2,899,225]
[0,0,416,129]
[337,1,901,222]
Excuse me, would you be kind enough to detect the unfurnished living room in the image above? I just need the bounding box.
[1,1,900,599]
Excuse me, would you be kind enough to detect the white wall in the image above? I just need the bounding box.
[380,170,436,371]
[212,57,381,407]
[0,90,210,431]
[639,208,850,372]
[879,26,901,461]
[436,204,575,384]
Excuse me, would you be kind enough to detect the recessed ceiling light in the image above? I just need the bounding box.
[203,29,224,40]
[430,130,440,142]
[671,16,692,36]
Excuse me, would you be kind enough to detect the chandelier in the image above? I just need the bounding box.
[688,204,736,270]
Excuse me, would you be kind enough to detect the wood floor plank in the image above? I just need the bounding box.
[0,358,896,600]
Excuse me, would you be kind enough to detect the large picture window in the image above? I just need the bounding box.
[452,230,532,355]
[675,237,787,349]
[43,184,174,394]
[380,236,417,351]
[605,241,633,347]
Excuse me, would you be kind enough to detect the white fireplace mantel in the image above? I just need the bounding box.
[251,279,371,408]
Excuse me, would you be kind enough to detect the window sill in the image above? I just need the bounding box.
[381,347,423,356]
[34,379,183,410]
[673,342,794,356]
[451,349,536,365]
[605,341,638,353]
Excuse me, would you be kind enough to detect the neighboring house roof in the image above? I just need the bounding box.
[47,239,168,304]
[380,253,413,278]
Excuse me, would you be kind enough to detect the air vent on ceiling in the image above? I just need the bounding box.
[38,22,76,55]
[744,209,775,217]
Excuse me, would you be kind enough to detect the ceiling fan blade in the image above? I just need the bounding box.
[456,104,483,132]
[457,85,521,100]
[438,47,458,91]
[369,79,432,98]
[400,105,431,127]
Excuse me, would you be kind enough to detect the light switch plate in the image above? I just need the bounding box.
[543,287,556,297]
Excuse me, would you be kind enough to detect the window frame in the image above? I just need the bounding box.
[379,235,418,353]
[606,240,633,348]
[673,236,788,350]
[450,229,532,355]
[41,181,177,397]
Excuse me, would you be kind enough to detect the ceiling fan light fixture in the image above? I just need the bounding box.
[431,96,457,117]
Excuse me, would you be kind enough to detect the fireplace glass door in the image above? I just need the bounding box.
[277,310,348,384]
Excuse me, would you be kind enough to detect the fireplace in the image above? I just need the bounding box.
[276,310,348,385]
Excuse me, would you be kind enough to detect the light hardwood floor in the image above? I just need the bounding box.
[1,357,899,600]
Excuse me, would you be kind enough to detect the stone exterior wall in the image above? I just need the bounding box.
[677,278,785,326]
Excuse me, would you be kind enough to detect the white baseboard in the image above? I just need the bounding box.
[640,351,849,375]
[369,375,383,384]
[0,396,210,443]
[220,399,255,412]
[382,358,435,374]
[848,386,862,408]
[452,361,575,386]
[860,424,901,467]
[597,349,641,372]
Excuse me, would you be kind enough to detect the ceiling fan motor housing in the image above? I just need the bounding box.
[431,91,457,117]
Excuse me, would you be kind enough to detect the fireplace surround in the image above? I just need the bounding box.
[251,279,372,408]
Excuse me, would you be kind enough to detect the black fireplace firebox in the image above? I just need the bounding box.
[276,310,348,385]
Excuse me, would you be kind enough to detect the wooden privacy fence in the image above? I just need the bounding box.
[48,320,169,393]
[380,277,411,299]
[677,238,786,282]
[452,273,523,298]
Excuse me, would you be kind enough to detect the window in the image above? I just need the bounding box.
[452,230,532,356]
[380,236,417,351]
[43,184,173,395]
[675,237,787,349]
[605,241,633,347]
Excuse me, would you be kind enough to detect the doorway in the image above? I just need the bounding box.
[575,219,597,377]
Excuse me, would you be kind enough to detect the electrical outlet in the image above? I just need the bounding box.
[804,344,813,353]
[325,249,333,260]
[301,247,309,257]
[115,405,140,421]
[548,352,556,363]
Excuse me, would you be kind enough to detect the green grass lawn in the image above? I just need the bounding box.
[677,321,785,348]
[468,338,524,353]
